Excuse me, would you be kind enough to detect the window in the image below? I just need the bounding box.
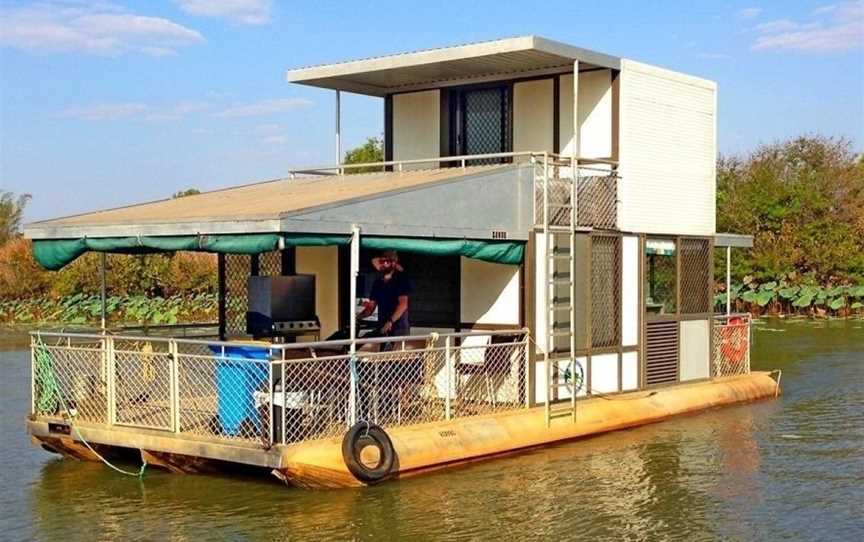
[645,239,677,315]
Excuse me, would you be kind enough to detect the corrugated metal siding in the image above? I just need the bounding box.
[618,59,716,236]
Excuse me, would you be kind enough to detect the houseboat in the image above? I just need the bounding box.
[24,36,779,488]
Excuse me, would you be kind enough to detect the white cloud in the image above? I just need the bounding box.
[0,1,204,56]
[174,0,271,25]
[812,4,838,15]
[739,7,762,18]
[214,98,313,118]
[58,100,210,121]
[751,1,864,53]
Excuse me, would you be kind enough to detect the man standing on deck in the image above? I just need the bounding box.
[358,250,412,337]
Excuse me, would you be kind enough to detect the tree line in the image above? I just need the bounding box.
[0,135,861,325]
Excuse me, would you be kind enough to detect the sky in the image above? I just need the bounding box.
[0,0,862,223]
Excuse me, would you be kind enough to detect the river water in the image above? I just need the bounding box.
[1,319,862,541]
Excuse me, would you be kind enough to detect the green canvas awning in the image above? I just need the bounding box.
[32,234,523,270]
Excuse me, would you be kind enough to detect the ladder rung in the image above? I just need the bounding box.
[548,331,571,338]
[549,279,573,285]
[552,296,571,304]
[548,382,575,389]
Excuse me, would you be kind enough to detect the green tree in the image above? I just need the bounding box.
[343,137,384,173]
[0,191,31,245]
[717,135,864,285]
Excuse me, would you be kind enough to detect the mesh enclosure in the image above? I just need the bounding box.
[31,331,527,449]
[577,174,618,229]
[224,254,251,337]
[33,338,107,424]
[712,316,751,377]
[591,235,621,348]
[113,339,173,430]
[680,238,712,314]
[258,251,282,277]
[532,162,618,229]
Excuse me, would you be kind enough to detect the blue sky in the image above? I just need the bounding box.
[1,0,862,222]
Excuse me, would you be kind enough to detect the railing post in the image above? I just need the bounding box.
[106,336,116,426]
[523,333,530,408]
[268,355,274,446]
[30,335,36,415]
[444,336,452,420]
[281,351,286,445]
[169,340,180,433]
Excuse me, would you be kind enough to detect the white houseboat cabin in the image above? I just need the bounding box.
[24,36,779,487]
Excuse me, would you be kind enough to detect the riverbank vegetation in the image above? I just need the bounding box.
[0,135,861,326]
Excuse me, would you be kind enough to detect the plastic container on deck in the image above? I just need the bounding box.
[207,344,270,436]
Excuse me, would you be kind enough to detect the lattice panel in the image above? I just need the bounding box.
[577,174,618,229]
[224,254,251,337]
[591,235,621,348]
[680,238,712,314]
[259,251,282,277]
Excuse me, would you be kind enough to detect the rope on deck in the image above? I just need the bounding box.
[34,335,148,479]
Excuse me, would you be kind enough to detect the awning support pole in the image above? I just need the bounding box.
[335,90,342,174]
[726,246,732,316]
[100,253,107,331]
[348,224,360,425]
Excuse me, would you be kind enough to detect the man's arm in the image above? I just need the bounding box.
[381,295,409,334]
[358,299,377,320]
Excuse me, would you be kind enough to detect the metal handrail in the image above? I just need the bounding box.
[288,151,619,178]
[29,328,527,351]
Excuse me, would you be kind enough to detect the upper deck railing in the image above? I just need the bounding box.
[30,329,528,448]
[287,151,620,230]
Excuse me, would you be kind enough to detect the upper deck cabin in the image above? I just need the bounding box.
[287,35,718,237]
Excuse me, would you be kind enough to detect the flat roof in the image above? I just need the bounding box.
[24,165,519,240]
[285,35,621,96]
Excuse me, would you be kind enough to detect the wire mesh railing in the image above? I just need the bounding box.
[531,156,619,230]
[712,314,751,377]
[30,329,528,449]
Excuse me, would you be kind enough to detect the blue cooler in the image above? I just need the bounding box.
[208,345,269,436]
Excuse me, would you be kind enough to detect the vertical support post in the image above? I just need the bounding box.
[444,335,452,420]
[572,60,580,226]
[281,352,286,445]
[267,354,274,446]
[100,253,107,331]
[348,225,360,425]
[726,246,732,317]
[543,153,550,427]
[217,254,227,341]
[30,335,36,415]
[523,332,530,408]
[335,90,342,174]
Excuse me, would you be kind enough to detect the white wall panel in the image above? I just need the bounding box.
[618,59,716,236]
[514,79,554,154]
[590,353,619,394]
[393,90,439,166]
[296,246,340,338]
[680,319,710,381]
[560,70,613,159]
[622,351,639,391]
[460,258,520,325]
[622,235,639,346]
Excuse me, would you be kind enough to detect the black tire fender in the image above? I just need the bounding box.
[341,422,396,484]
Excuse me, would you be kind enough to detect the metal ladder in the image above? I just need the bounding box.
[542,154,578,427]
